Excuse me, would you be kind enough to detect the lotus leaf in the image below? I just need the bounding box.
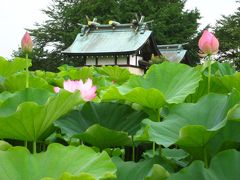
[0,57,31,77]
[0,143,116,180]
[135,92,240,159]
[102,62,201,106]
[0,88,82,141]
[112,156,170,180]
[3,72,53,92]
[169,149,240,180]
[97,66,131,84]
[55,102,147,148]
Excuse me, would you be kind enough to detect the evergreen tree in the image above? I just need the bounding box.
[25,0,200,71]
[214,4,240,70]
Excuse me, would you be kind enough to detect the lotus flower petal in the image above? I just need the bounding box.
[198,30,219,55]
[21,32,33,53]
[56,79,97,101]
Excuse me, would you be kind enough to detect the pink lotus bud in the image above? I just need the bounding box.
[55,79,97,101]
[54,87,60,93]
[198,30,219,55]
[21,32,33,53]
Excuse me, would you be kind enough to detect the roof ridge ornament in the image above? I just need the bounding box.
[78,15,153,35]
[132,15,153,33]
[86,16,100,27]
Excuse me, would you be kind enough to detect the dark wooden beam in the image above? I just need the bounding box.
[114,56,118,65]
[127,56,130,65]
[96,56,98,65]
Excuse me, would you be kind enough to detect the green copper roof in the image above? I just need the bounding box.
[62,26,158,56]
[158,44,187,63]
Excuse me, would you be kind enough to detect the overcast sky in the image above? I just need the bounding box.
[0,0,238,59]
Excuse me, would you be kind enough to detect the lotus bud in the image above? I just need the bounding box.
[198,30,219,55]
[21,32,33,54]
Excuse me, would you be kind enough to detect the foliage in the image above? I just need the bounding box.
[21,0,200,71]
[55,102,147,149]
[112,156,171,180]
[214,4,240,70]
[0,143,116,180]
[168,149,240,180]
[0,88,82,141]
[0,58,240,179]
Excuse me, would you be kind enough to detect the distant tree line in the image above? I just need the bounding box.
[13,0,240,71]
[214,4,240,70]
[12,0,202,71]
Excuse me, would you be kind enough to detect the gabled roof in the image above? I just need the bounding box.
[158,44,187,63]
[62,24,160,56]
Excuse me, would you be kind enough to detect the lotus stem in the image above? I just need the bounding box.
[24,141,28,148]
[204,147,208,168]
[131,136,135,162]
[207,56,211,93]
[25,53,29,88]
[33,141,37,154]
[121,146,125,160]
[159,145,162,156]
[152,142,156,157]
[156,109,160,122]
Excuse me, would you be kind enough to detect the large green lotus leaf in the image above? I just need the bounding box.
[169,149,240,180]
[0,143,116,180]
[58,66,94,81]
[185,73,231,103]
[206,121,240,158]
[206,105,240,157]
[112,157,170,180]
[211,62,236,76]
[135,93,240,158]
[34,70,64,87]
[102,86,166,109]
[102,62,201,105]
[0,91,14,106]
[96,66,131,84]
[221,72,240,92]
[75,124,132,149]
[130,62,201,103]
[0,140,12,151]
[41,173,116,180]
[55,102,147,148]
[0,88,82,141]
[201,61,236,76]
[0,57,31,77]
[3,72,53,92]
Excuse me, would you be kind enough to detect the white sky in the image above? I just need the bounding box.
[0,0,238,59]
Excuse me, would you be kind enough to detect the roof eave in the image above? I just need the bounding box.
[61,50,137,56]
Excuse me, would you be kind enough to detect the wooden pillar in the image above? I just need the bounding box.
[114,55,118,65]
[96,56,98,65]
[83,56,87,65]
[127,55,130,65]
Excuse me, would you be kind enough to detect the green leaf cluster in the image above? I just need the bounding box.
[0,58,240,179]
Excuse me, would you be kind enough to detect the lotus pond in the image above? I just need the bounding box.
[0,56,239,180]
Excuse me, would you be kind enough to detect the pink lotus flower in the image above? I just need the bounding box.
[21,32,33,53]
[54,78,97,101]
[198,30,219,55]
